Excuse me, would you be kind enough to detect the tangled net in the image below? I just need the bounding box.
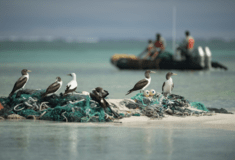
[0,89,214,122]
[128,92,212,119]
[0,89,109,122]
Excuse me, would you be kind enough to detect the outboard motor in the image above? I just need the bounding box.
[193,46,205,68]
[204,46,212,69]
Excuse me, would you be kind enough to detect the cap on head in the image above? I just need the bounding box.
[185,30,190,36]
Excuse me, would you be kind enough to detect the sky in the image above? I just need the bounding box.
[0,0,235,41]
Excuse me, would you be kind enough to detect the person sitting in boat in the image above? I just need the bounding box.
[143,40,155,59]
[177,30,195,61]
[151,33,166,60]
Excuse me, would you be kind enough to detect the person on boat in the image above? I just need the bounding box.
[151,33,166,60]
[177,30,195,60]
[143,40,155,59]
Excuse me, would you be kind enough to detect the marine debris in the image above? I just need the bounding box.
[0,89,230,123]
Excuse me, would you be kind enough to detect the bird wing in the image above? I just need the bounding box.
[171,83,174,91]
[13,77,27,91]
[45,82,61,94]
[162,82,165,92]
[67,80,77,89]
[132,79,148,91]
[64,85,71,93]
[90,91,101,102]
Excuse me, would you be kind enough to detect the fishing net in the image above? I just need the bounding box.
[0,89,214,122]
[190,102,208,112]
[130,92,211,118]
[0,89,108,122]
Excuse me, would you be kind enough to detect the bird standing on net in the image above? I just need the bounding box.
[126,70,156,95]
[41,77,62,98]
[90,87,121,119]
[162,72,177,98]
[9,69,31,97]
[63,73,77,96]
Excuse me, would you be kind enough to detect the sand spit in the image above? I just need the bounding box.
[113,113,235,131]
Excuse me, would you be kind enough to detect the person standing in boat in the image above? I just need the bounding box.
[177,30,195,61]
[151,33,166,60]
[143,40,155,59]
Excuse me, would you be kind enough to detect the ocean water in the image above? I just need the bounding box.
[0,40,235,111]
[0,40,235,160]
[1,120,235,160]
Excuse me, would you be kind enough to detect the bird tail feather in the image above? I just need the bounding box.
[126,89,133,95]
[9,92,14,97]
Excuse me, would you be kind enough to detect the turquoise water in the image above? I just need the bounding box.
[0,40,235,160]
[0,40,235,111]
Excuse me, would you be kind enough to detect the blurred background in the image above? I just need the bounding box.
[1,1,235,160]
[0,0,235,110]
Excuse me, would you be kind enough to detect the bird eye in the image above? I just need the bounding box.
[144,90,150,96]
[150,89,156,95]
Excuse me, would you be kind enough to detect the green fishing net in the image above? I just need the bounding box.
[0,89,107,122]
[190,102,209,111]
[0,89,211,121]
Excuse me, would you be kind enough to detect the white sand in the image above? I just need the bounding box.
[115,113,235,131]
[106,99,235,131]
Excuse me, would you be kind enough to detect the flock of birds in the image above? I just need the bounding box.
[9,69,177,99]
[8,69,177,102]
[8,69,177,118]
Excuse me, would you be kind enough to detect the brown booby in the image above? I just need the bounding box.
[63,73,77,96]
[126,70,155,95]
[90,87,121,118]
[9,69,31,97]
[162,72,177,97]
[41,77,62,97]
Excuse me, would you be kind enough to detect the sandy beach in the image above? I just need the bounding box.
[110,113,235,131]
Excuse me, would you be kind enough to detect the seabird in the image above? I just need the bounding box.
[63,73,77,96]
[126,70,155,95]
[9,69,31,97]
[162,72,177,97]
[90,87,121,118]
[41,77,62,97]
[143,90,150,97]
[149,89,156,97]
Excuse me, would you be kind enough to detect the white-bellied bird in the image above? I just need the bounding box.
[126,70,155,95]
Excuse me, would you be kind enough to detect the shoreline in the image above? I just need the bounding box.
[2,113,234,132]
[115,113,235,131]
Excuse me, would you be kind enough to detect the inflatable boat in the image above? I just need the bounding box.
[111,46,228,70]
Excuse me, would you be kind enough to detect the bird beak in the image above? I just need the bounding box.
[150,71,156,73]
[173,73,177,75]
[67,74,72,76]
[27,70,32,72]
